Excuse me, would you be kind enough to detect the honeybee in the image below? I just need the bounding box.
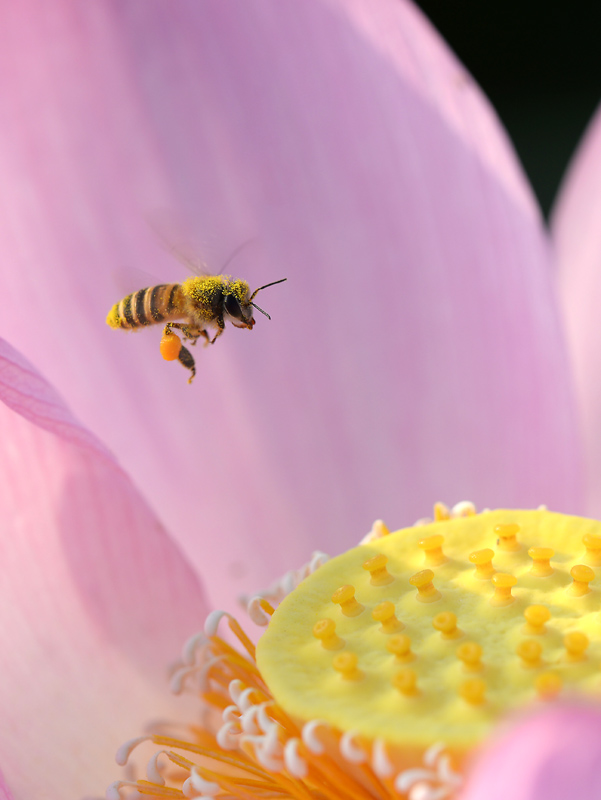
[106,274,287,382]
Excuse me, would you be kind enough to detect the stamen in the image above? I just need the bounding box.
[490,573,517,607]
[313,618,345,649]
[528,547,554,577]
[363,554,394,586]
[302,720,328,755]
[339,730,367,764]
[469,548,495,580]
[372,601,403,633]
[247,596,275,626]
[523,604,551,635]
[409,569,441,603]
[583,533,601,566]
[419,534,448,566]
[568,565,594,597]
[115,736,152,766]
[432,611,461,640]
[332,584,364,617]
[495,522,521,551]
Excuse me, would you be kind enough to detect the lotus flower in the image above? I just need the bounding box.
[2,0,601,798]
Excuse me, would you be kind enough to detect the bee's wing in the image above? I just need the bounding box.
[146,209,211,276]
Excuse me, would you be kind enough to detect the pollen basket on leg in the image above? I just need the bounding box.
[256,508,601,763]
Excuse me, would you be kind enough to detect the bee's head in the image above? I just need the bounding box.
[224,280,255,329]
[225,278,287,329]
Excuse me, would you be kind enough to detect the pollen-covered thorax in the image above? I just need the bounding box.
[257,508,601,767]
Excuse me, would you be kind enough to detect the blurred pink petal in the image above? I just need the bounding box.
[0,337,208,799]
[461,704,601,800]
[552,104,601,517]
[0,0,584,610]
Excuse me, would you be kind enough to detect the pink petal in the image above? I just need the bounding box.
[0,338,208,799]
[461,704,601,800]
[0,1,583,610]
[552,103,601,517]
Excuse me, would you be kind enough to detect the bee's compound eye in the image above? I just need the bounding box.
[224,294,243,319]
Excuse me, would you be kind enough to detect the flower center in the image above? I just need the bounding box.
[111,506,601,799]
[256,508,601,760]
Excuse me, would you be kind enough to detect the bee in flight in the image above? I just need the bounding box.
[106,274,287,382]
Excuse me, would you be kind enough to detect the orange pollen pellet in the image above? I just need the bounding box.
[523,605,551,635]
[495,523,521,552]
[387,634,414,663]
[160,331,182,361]
[517,639,543,669]
[392,668,419,696]
[490,573,517,607]
[409,569,441,603]
[433,502,450,521]
[312,618,344,650]
[362,554,393,586]
[469,548,495,580]
[528,547,554,577]
[564,631,589,662]
[535,672,562,700]
[332,652,362,681]
[372,601,402,634]
[419,534,448,566]
[331,585,364,617]
[583,533,601,566]
[432,611,461,640]
[568,565,594,597]
[457,642,483,672]
[460,678,486,706]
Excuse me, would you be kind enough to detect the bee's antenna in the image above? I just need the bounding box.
[251,303,272,320]
[249,277,287,302]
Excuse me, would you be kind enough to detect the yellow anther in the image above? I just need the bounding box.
[418,534,448,566]
[392,668,419,697]
[387,634,414,663]
[331,585,364,617]
[495,523,521,552]
[457,641,483,672]
[372,601,402,634]
[564,631,589,662]
[409,569,441,603]
[490,573,517,607]
[568,564,595,597]
[433,502,450,521]
[535,672,562,700]
[432,611,461,640]
[583,533,601,566]
[469,548,495,580]
[523,605,551,635]
[159,331,182,361]
[362,554,394,586]
[312,618,345,650]
[517,639,543,669]
[332,652,362,681]
[459,678,486,706]
[528,547,554,577]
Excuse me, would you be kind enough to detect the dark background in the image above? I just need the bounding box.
[414,1,601,218]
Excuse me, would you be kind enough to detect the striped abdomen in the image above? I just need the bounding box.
[106,284,184,330]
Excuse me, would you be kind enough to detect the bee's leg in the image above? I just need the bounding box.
[209,317,225,345]
[179,325,205,346]
[178,345,196,383]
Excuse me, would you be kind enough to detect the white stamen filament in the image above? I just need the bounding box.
[340,730,367,764]
[372,738,394,779]
[302,719,327,754]
[284,738,308,778]
[115,736,152,766]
